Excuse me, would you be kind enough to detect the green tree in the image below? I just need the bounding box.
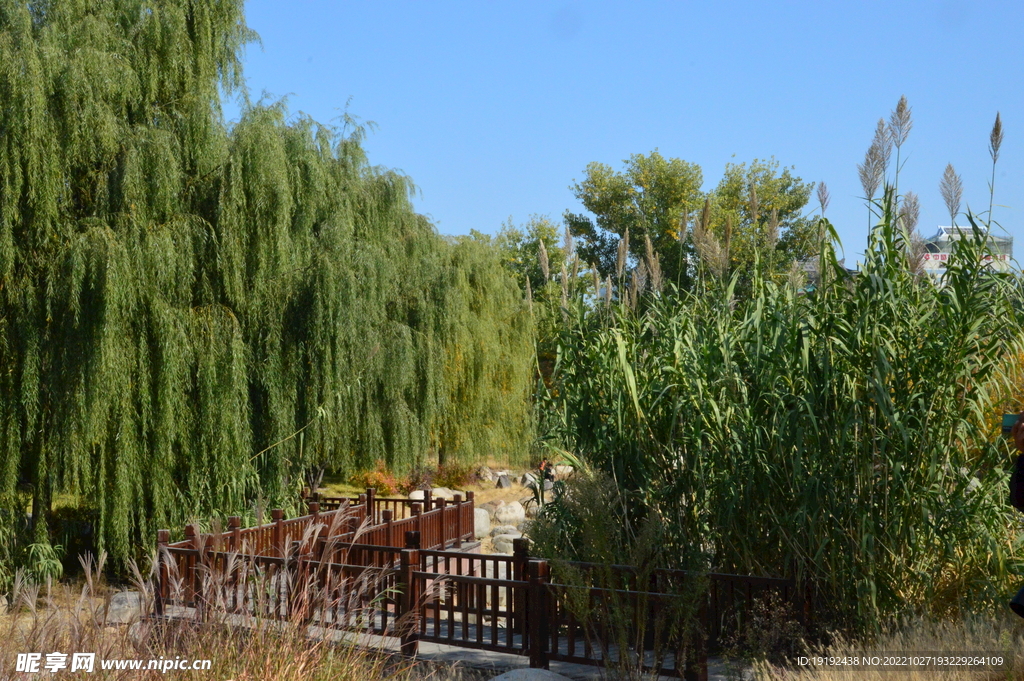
[0,0,535,574]
[564,151,703,287]
[494,216,566,293]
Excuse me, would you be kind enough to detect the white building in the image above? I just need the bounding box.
[921,225,1013,279]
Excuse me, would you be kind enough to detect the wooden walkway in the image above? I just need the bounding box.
[155,490,809,681]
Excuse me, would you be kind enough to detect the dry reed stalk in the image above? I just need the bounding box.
[538,240,550,283]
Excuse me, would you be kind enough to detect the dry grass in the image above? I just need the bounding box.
[0,553,492,680]
[751,613,1024,681]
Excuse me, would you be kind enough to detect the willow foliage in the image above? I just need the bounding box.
[0,0,534,570]
[546,190,1024,633]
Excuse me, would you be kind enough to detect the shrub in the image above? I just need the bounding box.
[348,461,406,496]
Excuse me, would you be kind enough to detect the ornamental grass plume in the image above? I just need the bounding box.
[940,163,964,226]
[817,181,830,216]
[616,229,630,280]
[539,239,550,283]
[888,95,913,191]
[858,119,889,203]
[988,111,1004,220]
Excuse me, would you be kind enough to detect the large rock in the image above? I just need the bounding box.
[474,508,492,539]
[553,465,574,479]
[476,465,497,482]
[431,487,455,500]
[490,525,520,537]
[520,472,537,487]
[493,501,525,527]
[106,590,143,624]
[490,670,574,681]
[495,474,511,489]
[408,489,426,501]
[478,500,505,518]
[492,534,518,554]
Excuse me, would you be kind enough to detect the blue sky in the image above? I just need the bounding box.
[225,0,1023,264]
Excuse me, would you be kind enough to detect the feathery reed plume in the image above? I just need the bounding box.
[616,229,630,280]
[858,123,887,202]
[679,210,689,243]
[723,214,733,265]
[525,277,533,308]
[538,239,550,283]
[591,262,601,295]
[650,252,663,293]
[766,207,779,251]
[639,235,662,294]
[900,191,920,234]
[700,197,711,233]
[692,215,727,277]
[563,225,575,259]
[561,262,569,309]
[749,183,760,224]
[888,95,913,191]
[605,275,613,306]
[990,111,1004,163]
[989,111,1004,220]
[940,163,963,226]
[874,118,892,173]
[817,181,830,216]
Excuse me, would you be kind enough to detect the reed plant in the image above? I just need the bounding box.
[542,187,1024,636]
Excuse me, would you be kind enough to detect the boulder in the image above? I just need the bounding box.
[495,474,512,489]
[524,502,539,519]
[490,525,520,537]
[553,465,574,479]
[478,500,505,518]
[474,508,492,539]
[492,534,518,554]
[520,472,537,487]
[493,501,525,526]
[489,670,574,681]
[431,487,456,500]
[475,465,497,482]
[106,590,143,624]
[408,489,426,501]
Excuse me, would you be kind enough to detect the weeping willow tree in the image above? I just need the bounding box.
[0,0,534,573]
[544,190,1024,634]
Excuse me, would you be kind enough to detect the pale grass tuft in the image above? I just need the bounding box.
[616,229,630,280]
[538,239,550,283]
[940,163,963,225]
[889,95,913,150]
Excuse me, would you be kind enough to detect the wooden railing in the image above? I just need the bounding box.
[155,490,807,681]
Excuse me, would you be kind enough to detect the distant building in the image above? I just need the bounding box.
[921,225,1013,279]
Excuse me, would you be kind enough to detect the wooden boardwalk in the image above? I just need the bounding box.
[155,490,809,681]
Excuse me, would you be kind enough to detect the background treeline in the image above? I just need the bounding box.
[0,0,534,575]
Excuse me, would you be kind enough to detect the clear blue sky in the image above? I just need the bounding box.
[225,0,1024,264]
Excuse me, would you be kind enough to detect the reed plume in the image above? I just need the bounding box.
[616,229,630,280]
[888,95,913,191]
[539,239,550,283]
[817,181,830,216]
[939,163,963,227]
[988,111,1004,220]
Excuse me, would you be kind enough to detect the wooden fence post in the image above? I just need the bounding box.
[155,530,169,617]
[382,509,393,547]
[453,494,463,549]
[528,559,550,670]
[228,516,241,553]
[400,548,421,657]
[271,509,285,558]
[513,538,530,635]
[405,531,421,550]
[365,488,376,524]
[412,502,422,545]
[184,524,199,607]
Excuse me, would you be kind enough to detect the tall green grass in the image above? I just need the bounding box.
[544,189,1024,634]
